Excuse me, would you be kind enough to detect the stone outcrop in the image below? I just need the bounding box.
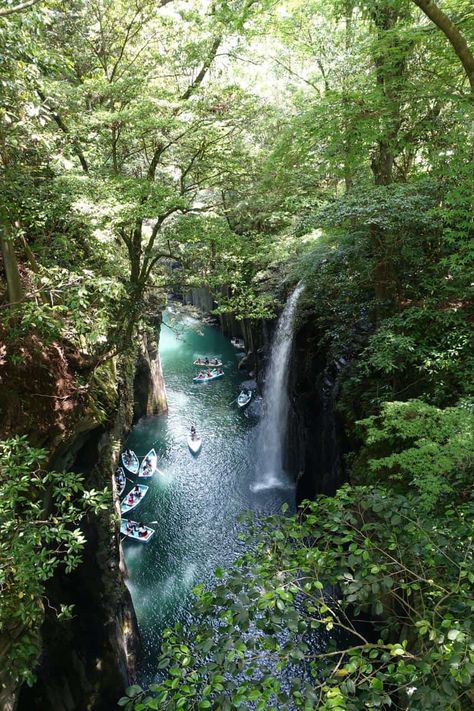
[184,287,215,313]
[133,329,168,422]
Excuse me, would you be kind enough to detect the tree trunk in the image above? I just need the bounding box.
[369,3,409,314]
[370,5,406,186]
[1,229,24,305]
[343,0,354,192]
[371,142,394,186]
[412,0,474,92]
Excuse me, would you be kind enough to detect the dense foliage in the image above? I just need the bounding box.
[0,436,108,690]
[120,395,473,709]
[0,0,473,707]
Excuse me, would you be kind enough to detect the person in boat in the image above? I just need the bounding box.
[217,368,223,375]
[204,357,209,365]
[210,358,218,365]
[126,520,134,533]
[138,522,147,537]
[127,492,135,505]
[133,484,142,497]
[206,370,212,378]
[190,425,198,440]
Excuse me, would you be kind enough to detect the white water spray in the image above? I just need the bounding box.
[252,283,304,492]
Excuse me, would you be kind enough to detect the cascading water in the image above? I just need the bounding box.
[252,282,304,491]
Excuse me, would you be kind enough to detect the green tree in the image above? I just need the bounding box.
[121,485,474,710]
[0,436,108,705]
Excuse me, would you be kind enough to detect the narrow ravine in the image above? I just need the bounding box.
[122,312,295,683]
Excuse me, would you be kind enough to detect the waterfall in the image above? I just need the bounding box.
[252,282,304,492]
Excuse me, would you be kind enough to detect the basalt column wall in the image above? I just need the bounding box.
[286,318,348,502]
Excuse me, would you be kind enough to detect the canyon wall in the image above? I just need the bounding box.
[0,329,167,710]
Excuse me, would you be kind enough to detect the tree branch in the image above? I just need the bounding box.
[0,0,42,17]
[36,89,89,174]
[180,35,222,101]
[146,35,222,181]
[412,0,474,92]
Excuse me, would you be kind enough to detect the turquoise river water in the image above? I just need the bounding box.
[122,312,295,683]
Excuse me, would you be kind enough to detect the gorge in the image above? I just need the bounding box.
[1,0,473,709]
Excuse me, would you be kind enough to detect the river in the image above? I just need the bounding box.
[122,311,295,683]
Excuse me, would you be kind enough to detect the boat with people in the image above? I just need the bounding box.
[115,467,126,496]
[120,518,155,543]
[231,337,245,349]
[120,484,149,514]
[193,357,223,367]
[187,427,202,454]
[193,368,224,383]
[121,449,139,474]
[237,390,252,408]
[138,448,158,477]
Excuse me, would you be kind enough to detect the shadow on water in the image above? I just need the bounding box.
[122,314,295,683]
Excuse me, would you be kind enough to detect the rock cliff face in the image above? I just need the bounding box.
[233,297,347,499]
[133,328,168,422]
[1,326,169,711]
[184,287,215,314]
[287,318,348,503]
[16,355,141,711]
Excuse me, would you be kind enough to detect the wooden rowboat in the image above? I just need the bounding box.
[138,448,157,478]
[187,434,202,454]
[237,391,252,408]
[193,358,223,367]
[120,484,148,515]
[120,519,155,543]
[121,450,139,474]
[193,369,224,383]
[115,467,126,497]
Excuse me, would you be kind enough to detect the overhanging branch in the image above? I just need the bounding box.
[0,0,42,17]
[412,0,474,92]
